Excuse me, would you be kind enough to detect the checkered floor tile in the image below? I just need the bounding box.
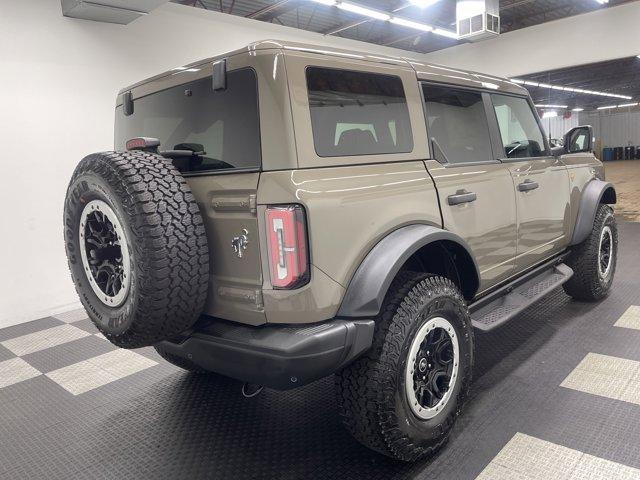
[0,310,157,396]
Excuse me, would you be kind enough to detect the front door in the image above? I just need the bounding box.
[422,84,517,293]
[489,94,571,272]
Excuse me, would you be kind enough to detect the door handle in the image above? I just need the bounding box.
[517,179,539,192]
[447,190,477,206]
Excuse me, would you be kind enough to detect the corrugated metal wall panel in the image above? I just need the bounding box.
[543,114,579,140]
[579,110,640,148]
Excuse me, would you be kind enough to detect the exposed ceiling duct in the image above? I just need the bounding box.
[61,0,169,24]
[456,0,500,41]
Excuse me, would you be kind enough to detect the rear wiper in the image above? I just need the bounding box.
[159,149,205,158]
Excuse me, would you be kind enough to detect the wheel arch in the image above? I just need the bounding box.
[337,225,480,318]
[570,180,617,246]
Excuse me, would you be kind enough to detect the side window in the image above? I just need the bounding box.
[306,67,413,157]
[422,84,493,164]
[491,94,547,159]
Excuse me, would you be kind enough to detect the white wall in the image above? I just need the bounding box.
[0,0,439,328]
[423,2,640,78]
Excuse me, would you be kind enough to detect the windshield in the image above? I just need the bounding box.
[115,68,261,173]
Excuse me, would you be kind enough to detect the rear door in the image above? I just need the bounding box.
[422,83,517,292]
[114,54,266,325]
[488,94,571,272]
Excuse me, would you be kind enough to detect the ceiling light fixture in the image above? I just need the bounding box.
[572,108,584,112]
[390,17,433,31]
[336,2,390,20]
[597,105,617,110]
[511,78,632,100]
[535,104,568,108]
[309,0,459,39]
[618,102,639,108]
[542,111,558,118]
[595,0,609,4]
[408,0,440,7]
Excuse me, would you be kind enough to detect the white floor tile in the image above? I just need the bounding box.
[561,353,640,406]
[46,361,117,395]
[0,358,41,389]
[1,324,91,356]
[476,433,640,480]
[52,308,88,324]
[45,349,156,395]
[88,349,157,378]
[614,306,640,331]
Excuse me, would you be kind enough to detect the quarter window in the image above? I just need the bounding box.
[422,84,493,165]
[491,94,547,158]
[306,67,413,157]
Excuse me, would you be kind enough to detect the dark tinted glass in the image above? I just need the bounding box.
[115,68,260,173]
[306,67,413,157]
[491,94,546,158]
[422,85,493,164]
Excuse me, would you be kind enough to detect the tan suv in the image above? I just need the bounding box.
[63,40,618,462]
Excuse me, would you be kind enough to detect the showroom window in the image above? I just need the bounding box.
[306,67,413,157]
[114,68,261,173]
[422,84,493,164]
[491,94,547,159]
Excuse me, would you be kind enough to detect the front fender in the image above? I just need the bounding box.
[337,225,479,318]
[570,180,616,246]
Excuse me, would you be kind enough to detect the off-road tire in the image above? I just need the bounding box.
[335,272,474,462]
[63,151,209,348]
[563,204,617,301]
[154,345,209,373]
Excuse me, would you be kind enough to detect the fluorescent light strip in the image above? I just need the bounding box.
[390,17,433,32]
[535,104,568,108]
[309,0,458,39]
[512,78,632,100]
[598,105,617,110]
[542,111,558,118]
[337,2,390,20]
[572,108,584,112]
[618,102,639,108]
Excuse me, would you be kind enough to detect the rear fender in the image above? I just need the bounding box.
[337,225,479,318]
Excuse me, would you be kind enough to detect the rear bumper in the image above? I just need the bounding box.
[157,318,374,390]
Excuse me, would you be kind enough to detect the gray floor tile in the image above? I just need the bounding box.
[0,317,63,342]
[0,344,15,362]
[22,335,116,373]
[71,318,99,334]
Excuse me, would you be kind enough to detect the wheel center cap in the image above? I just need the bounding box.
[418,358,428,373]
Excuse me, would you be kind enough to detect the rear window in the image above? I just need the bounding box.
[115,68,260,173]
[306,67,413,157]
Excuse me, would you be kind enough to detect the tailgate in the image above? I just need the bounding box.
[187,173,266,325]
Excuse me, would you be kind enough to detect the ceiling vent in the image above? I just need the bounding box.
[456,0,500,41]
[61,1,168,25]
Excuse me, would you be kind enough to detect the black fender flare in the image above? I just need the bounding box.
[570,180,617,246]
[337,224,480,318]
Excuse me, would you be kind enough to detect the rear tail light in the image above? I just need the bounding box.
[265,205,309,289]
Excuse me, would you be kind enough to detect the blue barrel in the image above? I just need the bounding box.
[603,148,613,161]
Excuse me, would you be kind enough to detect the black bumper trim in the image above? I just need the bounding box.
[157,318,375,390]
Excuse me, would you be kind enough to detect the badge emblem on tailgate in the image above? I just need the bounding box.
[231,228,250,258]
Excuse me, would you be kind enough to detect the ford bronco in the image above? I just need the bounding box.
[64,40,617,462]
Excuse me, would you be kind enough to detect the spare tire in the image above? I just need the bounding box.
[63,150,209,348]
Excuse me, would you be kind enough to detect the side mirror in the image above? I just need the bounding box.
[556,125,594,156]
[212,59,227,92]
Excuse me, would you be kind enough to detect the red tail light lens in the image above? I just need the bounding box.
[265,205,309,289]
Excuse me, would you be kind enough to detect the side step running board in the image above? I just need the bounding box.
[470,263,574,332]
